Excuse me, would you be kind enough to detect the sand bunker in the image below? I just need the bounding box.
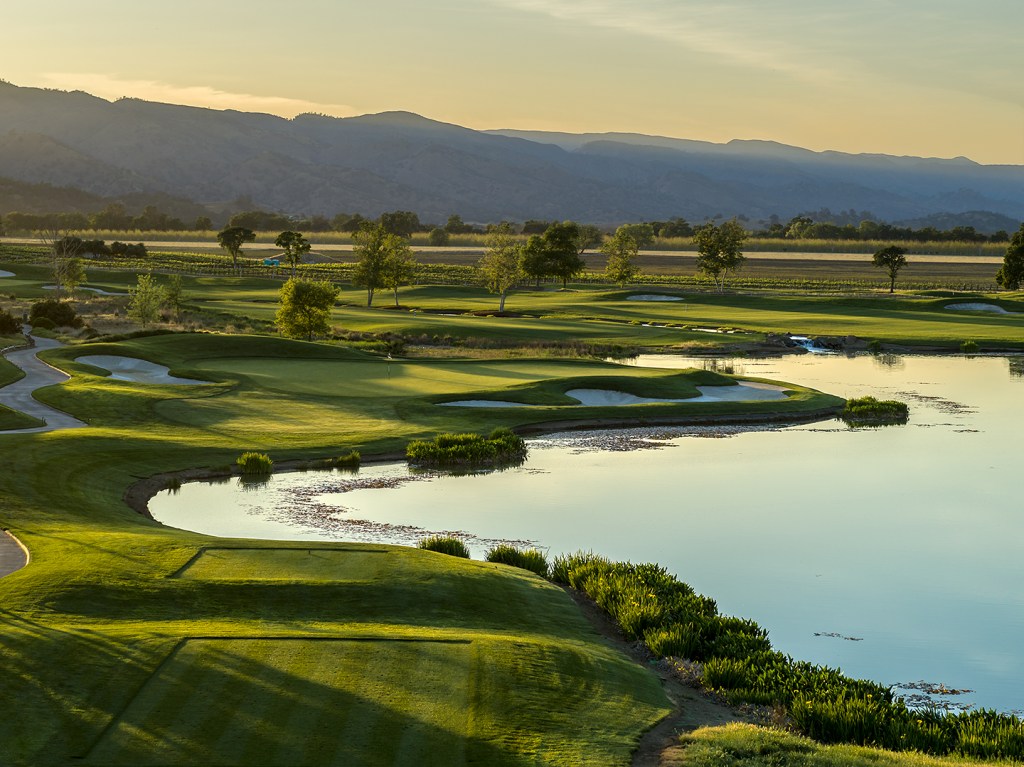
[76,355,207,385]
[944,303,1019,315]
[436,399,531,408]
[440,382,787,408]
[566,383,787,406]
[0,270,15,278]
[626,294,684,301]
[44,284,127,296]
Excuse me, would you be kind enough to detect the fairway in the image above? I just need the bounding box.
[173,547,390,581]
[84,638,472,766]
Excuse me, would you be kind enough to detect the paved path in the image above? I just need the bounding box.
[0,333,87,434]
[0,530,29,577]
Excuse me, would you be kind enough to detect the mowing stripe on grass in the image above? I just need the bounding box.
[84,638,474,766]
[171,547,389,581]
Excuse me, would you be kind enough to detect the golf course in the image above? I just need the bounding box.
[1,245,1023,765]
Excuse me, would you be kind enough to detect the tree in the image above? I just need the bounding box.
[164,274,186,318]
[575,224,604,256]
[659,217,693,238]
[693,219,748,291]
[995,225,1024,290]
[352,222,408,306]
[520,234,549,287]
[478,223,525,311]
[428,227,450,246]
[128,274,167,327]
[195,216,213,231]
[602,229,641,285]
[275,278,339,341]
[444,214,473,234]
[614,223,656,250]
[543,222,585,289]
[275,230,312,277]
[378,210,420,238]
[381,240,417,306]
[872,245,908,293]
[38,229,84,300]
[217,226,256,274]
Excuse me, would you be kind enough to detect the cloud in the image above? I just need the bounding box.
[32,73,357,118]
[487,0,840,83]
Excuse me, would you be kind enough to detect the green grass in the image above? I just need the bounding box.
[676,724,991,767]
[5,331,839,765]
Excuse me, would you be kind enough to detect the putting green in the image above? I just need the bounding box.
[173,547,390,581]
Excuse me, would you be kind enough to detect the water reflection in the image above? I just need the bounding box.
[151,354,1024,714]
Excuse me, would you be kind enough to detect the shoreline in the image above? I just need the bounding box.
[123,405,842,521]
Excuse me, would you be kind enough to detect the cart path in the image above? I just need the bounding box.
[0,530,29,578]
[0,333,87,434]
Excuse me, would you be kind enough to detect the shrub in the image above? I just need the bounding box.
[0,308,22,334]
[29,299,81,328]
[485,545,548,577]
[417,536,470,558]
[30,316,56,330]
[236,451,273,476]
[840,396,909,426]
[332,450,361,469]
[406,427,527,469]
[961,339,978,353]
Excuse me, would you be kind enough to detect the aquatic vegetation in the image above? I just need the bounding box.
[236,451,273,476]
[551,552,1024,760]
[840,396,909,426]
[416,535,470,558]
[406,427,527,469]
[485,545,549,577]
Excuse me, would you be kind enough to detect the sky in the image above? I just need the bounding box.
[2,0,1022,165]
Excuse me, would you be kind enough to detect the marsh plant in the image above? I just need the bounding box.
[416,536,470,558]
[840,396,909,426]
[406,427,527,469]
[485,545,549,577]
[551,552,1024,760]
[236,451,273,476]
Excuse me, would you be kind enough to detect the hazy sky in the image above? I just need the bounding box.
[3,0,1022,164]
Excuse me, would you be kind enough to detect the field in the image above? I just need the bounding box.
[1,246,1022,765]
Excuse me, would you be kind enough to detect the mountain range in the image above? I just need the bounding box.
[0,81,1021,228]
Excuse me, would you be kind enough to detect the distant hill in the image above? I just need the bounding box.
[0,81,1021,225]
[0,174,208,220]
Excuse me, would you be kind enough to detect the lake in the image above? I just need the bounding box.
[150,352,1024,714]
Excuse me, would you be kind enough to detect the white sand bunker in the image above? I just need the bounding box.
[566,383,787,406]
[440,382,788,408]
[944,303,1020,315]
[76,355,207,385]
[44,284,127,296]
[626,294,684,302]
[0,270,15,278]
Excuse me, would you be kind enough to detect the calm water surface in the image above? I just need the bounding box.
[151,353,1024,713]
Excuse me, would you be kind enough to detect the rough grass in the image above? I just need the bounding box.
[417,536,471,558]
[676,724,989,767]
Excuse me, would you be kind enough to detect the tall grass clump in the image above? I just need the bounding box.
[485,545,548,577]
[960,340,978,353]
[406,427,527,469]
[416,536,470,558]
[840,396,909,426]
[236,451,273,476]
[550,551,1024,760]
[332,450,361,469]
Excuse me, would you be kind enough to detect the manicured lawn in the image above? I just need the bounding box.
[3,331,841,766]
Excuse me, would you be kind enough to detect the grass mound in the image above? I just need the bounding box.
[417,536,470,558]
[406,427,527,469]
[485,545,549,577]
[840,396,909,426]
